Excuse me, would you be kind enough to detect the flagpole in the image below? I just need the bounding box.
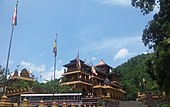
[92,63,94,106]
[3,0,18,94]
[89,62,94,106]
[3,25,15,95]
[54,56,56,81]
[53,34,57,101]
[78,69,80,105]
[78,52,80,105]
[76,51,81,105]
[53,52,56,101]
[92,69,94,106]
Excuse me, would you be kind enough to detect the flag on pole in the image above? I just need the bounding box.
[109,68,112,73]
[76,53,81,70]
[89,75,91,79]
[85,75,86,80]
[12,2,18,26]
[59,78,62,83]
[79,74,82,78]
[53,39,57,57]
[91,66,97,75]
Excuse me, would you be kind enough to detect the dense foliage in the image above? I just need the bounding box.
[0,66,4,97]
[131,0,170,99]
[0,66,4,85]
[8,79,32,90]
[114,53,160,100]
[32,78,72,94]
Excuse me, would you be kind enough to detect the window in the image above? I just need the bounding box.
[27,96,31,100]
[31,96,41,101]
[54,96,59,100]
[68,96,74,100]
[43,96,51,101]
[60,96,67,100]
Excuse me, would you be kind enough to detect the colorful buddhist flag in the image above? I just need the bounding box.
[79,74,82,78]
[89,75,91,79]
[109,68,112,73]
[53,39,57,57]
[12,2,18,26]
[76,54,81,70]
[85,75,86,80]
[91,66,97,75]
[59,78,62,83]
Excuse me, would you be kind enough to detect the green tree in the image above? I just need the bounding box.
[115,54,160,100]
[0,66,4,85]
[0,66,4,97]
[131,0,170,99]
[32,78,71,94]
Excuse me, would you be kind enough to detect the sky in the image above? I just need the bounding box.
[0,0,155,82]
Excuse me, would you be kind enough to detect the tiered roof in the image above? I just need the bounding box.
[63,58,90,68]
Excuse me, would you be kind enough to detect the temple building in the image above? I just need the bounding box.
[5,68,34,105]
[61,57,126,105]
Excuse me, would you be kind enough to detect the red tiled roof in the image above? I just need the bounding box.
[95,60,105,66]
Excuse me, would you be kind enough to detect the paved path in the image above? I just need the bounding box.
[107,101,144,107]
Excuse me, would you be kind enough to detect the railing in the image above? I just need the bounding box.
[62,79,92,84]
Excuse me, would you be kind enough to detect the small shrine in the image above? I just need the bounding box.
[6,68,35,104]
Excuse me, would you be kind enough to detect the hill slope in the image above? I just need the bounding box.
[114,53,160,100]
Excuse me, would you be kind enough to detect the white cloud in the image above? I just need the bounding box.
[81,36,141,52]
[20,61,45,72]
[114,48,129,60]
[58,60,62,64]
[152,1,160,14]
[21,61,31,67]
[9,60,15,65]
[100,0,131,6]
[41,67,64,83]
[142,50,153,54]
[2,60,15,67]
[20,60,64,83]
[92,57,97,61]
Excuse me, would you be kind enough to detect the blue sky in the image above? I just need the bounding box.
[0,0,155,82]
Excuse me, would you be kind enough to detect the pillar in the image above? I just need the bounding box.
[71,103,75,107]
[62,102,67,107]
[21,97,34,107]
[78,103,81,107]
[52,101,58,107]
[38,100,47,107]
